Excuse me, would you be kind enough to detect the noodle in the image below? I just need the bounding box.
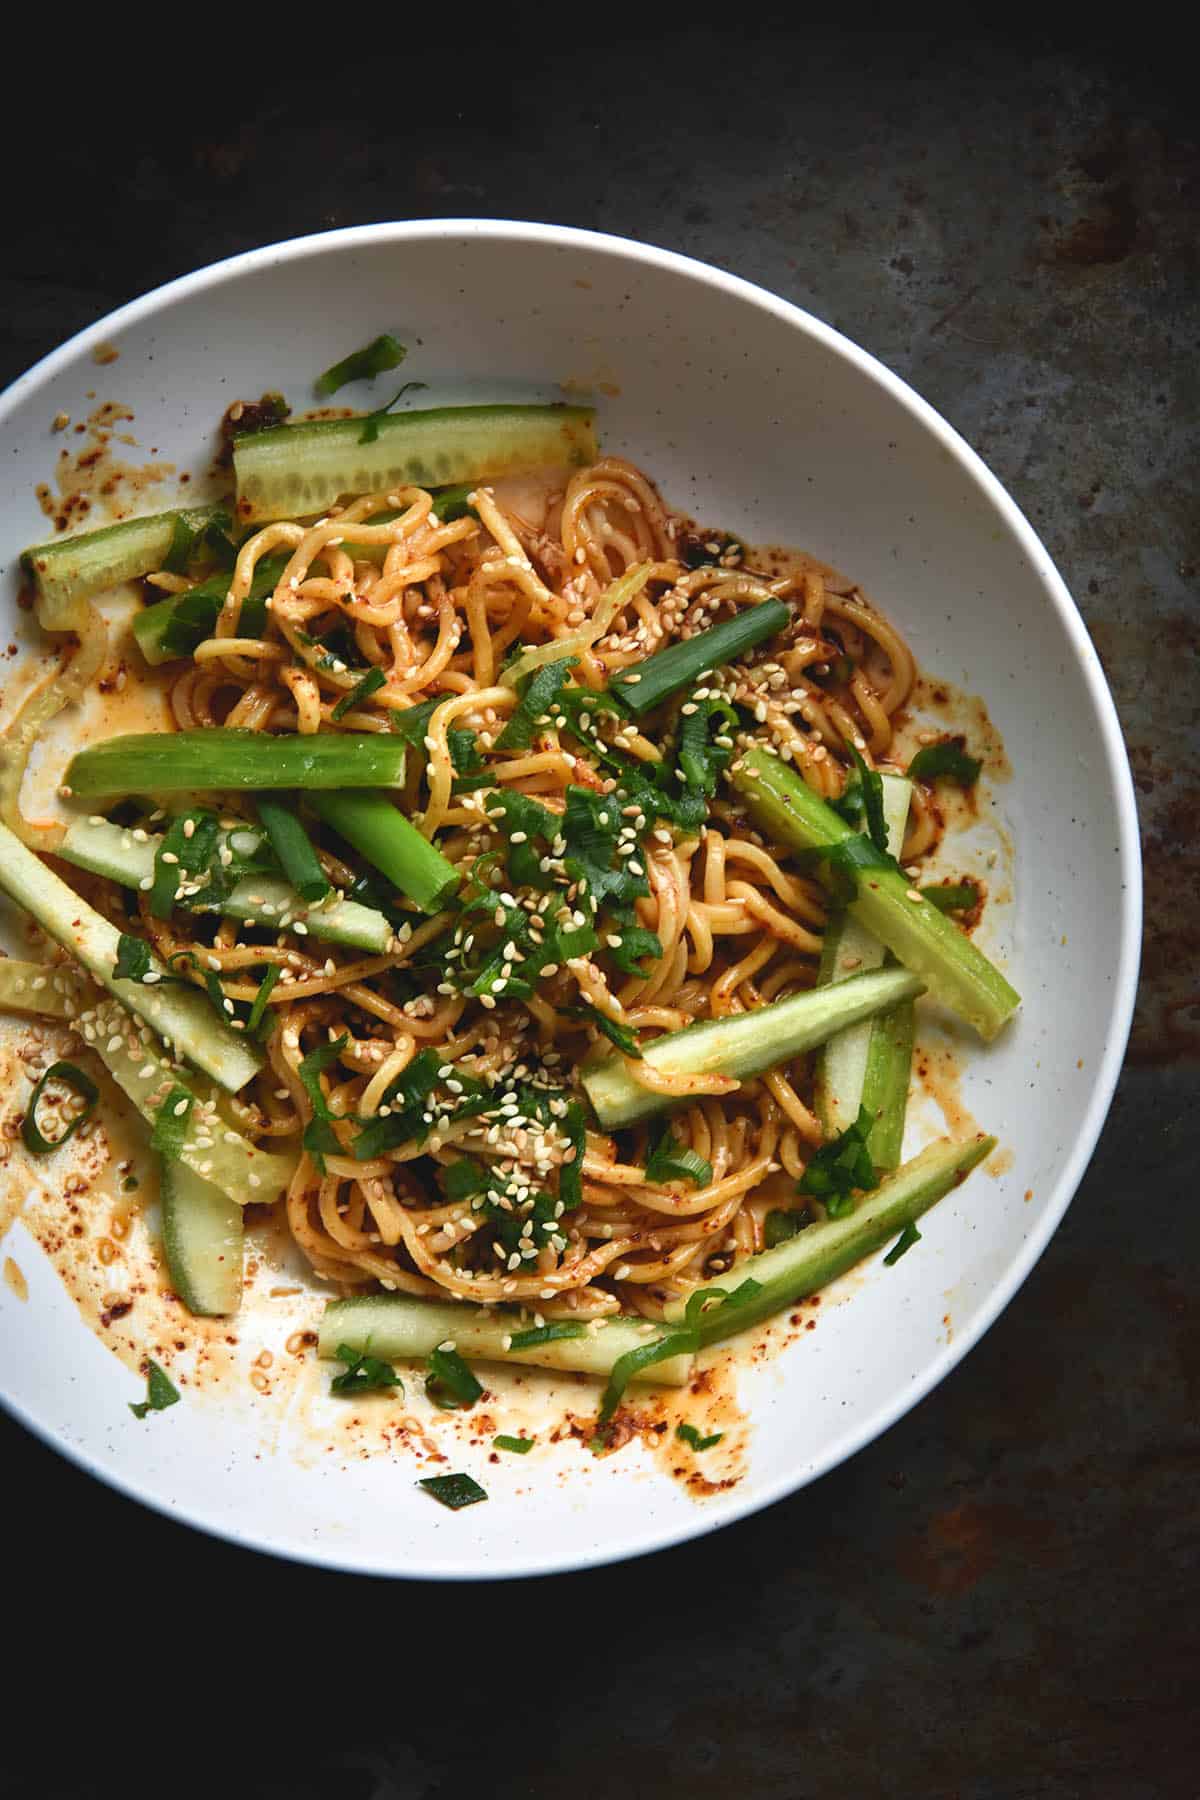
[51,457,925,1316]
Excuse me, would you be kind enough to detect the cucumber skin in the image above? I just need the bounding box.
[159,1157,244,1316]
[317,1295,695,1386]
[734,750,1020,1040]
[665,1132,995,1343]
[857,998,916,1169]
[22,506,225,611]
[76,997,294,1203]
[582,967,925,1131]
[815,772,914,1161]
[233,403,597,522]
[0,817,261,1093]
[133,591,267,666]
[59,818,393,953]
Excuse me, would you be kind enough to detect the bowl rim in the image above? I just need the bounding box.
[0,218,1142,1581]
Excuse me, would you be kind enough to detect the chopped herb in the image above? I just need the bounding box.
[425,1345,483,1410]
[678,529,743,570]
[113,932,153,984]
[201,513,238,569]
[561,784,649,912]
[350,1049,451,1158]
[389,696,441,746]
[907,738,982,787]
[129,1359,180,1420]
[494,1434,534,1454]
[297,1035,348,1121]
[330,1342,403,1396]
[798,1104,878,1217]
[331,665,387,720]
[303,1117,341,1172]
[162,512,198,576]
[21,1060,99,1155]
[643,1126,713,1189]
[149,1085,193,1160]
[677,696,738,803]
[557,1002,642,1058]
[430,482,480,522]
[883,1219,922,1265]
[508,1321,586,1351]
[158,551,291,658]
[840,745,888,853]
[417,1472,487,1509]
[359,381,428,443]
[675,1422,724,1451]
[920,880,981,913]
[297,1035,351,1171]
[596,1328,698,1433]
[245,963,282,1038]
[682,1277,763,1333]
[764,1207,811,1247]
[449,727,484,776]
[149,807,222,920]
[496,658,578,751]
[315,332,408,397]
[604,917,665,976]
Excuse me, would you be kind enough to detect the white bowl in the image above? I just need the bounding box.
[0,222,1140,1579]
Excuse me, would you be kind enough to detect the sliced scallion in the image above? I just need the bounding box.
[21,1061,99,1155]
[315,333,408,397]
[608,598,790,715]
[67,730,408,799]
[330,666,386,721]
[309,790,459,914]
[255,797,331,904]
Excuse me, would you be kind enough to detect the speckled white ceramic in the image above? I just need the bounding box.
[0,223,1140,1578]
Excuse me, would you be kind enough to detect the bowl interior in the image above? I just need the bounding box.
[0,224,1138,1578]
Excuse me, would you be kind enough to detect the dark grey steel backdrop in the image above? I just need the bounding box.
[1,24,1196,1799]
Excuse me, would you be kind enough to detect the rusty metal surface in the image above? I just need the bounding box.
[1,26,1197,1799]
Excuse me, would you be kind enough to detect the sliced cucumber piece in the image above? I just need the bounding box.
[22,505,227,612]
[732,749,1020,1039]
[77,996,294,1203]
[0,958,92,1019]
[0,818,261,1093]
[664,1133,996,1341]
[159,1156,244,1316]
[131,552,289,665]
[318,1294,695,1386]
[581,967,924,1131]
[815,773,914,1162]
[233,403,597,522]
[60,817,393,953]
